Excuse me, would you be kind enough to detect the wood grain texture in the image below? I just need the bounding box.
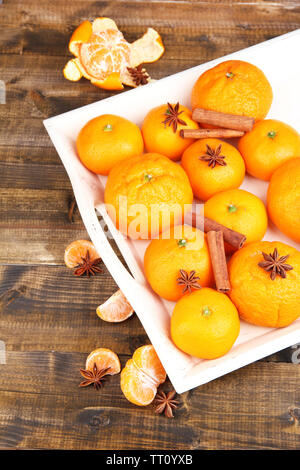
[0,357,300,449]
[1,0,300,450]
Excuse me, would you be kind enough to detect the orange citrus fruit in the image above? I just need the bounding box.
[181,138,245,201]
[267,158,300,243]
[204,189,268,250]
[76,114,144,175]
[238,119,300,181]
[104,153,193,239]
[79,29,131,82]
[171,288,240,359]
[191,60,273,121]
[121,345,166,406]
[64,18,165,90]
[96,289,134,322]
[142,103,199,161]
[228,241,300,327]
[64,239,100,268]
[144,226,214,301]
[85,348,121,375]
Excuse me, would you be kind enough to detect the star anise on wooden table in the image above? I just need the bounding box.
[258,247,293,280]
[177,269,201,294]
[73,250,102,277]
[154,390,179,418]
[79,363,111,390]
[199,144,227,168]
[162,102,187,133]
[127,65,149,86]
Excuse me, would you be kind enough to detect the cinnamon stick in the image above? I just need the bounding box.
[184,211,246,250]
[207,231,231,292]
[192,108,254,132]
[180,128,244,139]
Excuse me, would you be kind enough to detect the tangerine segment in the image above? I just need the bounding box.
[171,288,240,359]
[69,20,93,56]
[79,29,131,81]
[121,359,157,406]
[85,348,121,375]
[238,119,300,181]
[64,240,100,269]
[181,138,245,201]
[132,345,166,385]
[144,226,213,302]
[267,158,300,243]
[228,241,300,328]
[104,153,193,239]
[121,345,166,406]
[191,60,273,121]
[76,114,144,175]
[142,103,199,161]
[96,289,134,323]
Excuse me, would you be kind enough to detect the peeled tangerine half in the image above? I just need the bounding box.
[86,348,121,375]
[96,289,134,323]
[121,345,166,406]
[63,17,165,89]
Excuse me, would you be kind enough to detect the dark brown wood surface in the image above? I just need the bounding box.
[1,0,300,450]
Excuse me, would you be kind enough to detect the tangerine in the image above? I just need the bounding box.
[76,114,144,175]
[171,288,240,359]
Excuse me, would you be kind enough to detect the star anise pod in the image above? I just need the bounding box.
[258,247,293,280]
[79,363,111,390]
[199,144,227,168]
[154,390,179,418]
[162,102,187,133]
[73,250,102,277]
[127,65,149,86]
[177,269,201,293]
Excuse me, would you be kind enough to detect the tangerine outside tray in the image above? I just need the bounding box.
[44,29,300,393]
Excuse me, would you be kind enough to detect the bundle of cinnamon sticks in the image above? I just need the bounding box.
[185,212,246,293]
[180,108,254,139]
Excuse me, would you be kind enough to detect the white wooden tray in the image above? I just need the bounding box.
[44,29,300,393]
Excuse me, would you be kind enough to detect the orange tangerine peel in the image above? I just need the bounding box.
[121,345,166,406]
[64,17,164,89]
[96,289,134,323]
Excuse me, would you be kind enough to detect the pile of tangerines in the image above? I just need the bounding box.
[64,57,300,407]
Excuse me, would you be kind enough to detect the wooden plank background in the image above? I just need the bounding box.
[0,0,300,450]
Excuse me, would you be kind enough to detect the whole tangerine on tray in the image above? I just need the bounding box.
[267,158,300,243]
[228,241,300,328]
[104,153,193,239]
[142,102,199,161]
[76,114,144,175]
[191,60,273,122]
[238,119,300,181]
[144,226,214,302]
[204,189,268,251]
[181,138,245,201]
[121,345,166,406]
[171,288,240,359]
